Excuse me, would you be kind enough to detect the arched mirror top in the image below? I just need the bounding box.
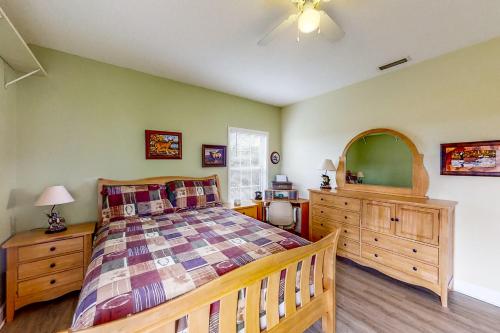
[336,128,429,198]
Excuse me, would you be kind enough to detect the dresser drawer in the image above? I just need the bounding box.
[361,230,439,266]
[361,244,438,284]
[338,237,360,256]
[312,206,360,226]
[18,267,84,297]
[311,224,340,242]
[18,252,83,280]
[314,219,360,241]
[311,193,361,212]
[18,237,83,262]
[235,206,258,219]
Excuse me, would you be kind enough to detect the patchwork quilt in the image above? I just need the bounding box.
[72,206,310,331]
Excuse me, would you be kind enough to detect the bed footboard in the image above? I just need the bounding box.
[64,229,340,333]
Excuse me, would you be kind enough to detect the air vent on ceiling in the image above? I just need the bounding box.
[378,57,410,71]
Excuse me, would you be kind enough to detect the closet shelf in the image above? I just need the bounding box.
[0,6,46,88]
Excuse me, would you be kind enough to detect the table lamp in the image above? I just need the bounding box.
[357,171,365,184]
[35,185,74,234]
[320,159,336,190]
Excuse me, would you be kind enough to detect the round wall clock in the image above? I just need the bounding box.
[270,151,280,164]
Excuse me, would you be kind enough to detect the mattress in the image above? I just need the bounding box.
[72,206,311,331]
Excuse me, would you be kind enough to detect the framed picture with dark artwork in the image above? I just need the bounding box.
[202,144,227,167]
[145,130,182,159]
[440,140,500,177]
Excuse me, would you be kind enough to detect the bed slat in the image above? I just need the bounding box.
[266,271,281,330]
[300,256,312,306]
[188,304,210,333]
[245,280,262,333]
[219,292,238,333]
[314,251,325,297]
[284,263,297,317]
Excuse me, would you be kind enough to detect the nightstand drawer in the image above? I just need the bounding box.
[235,206,258,219]
[18,252,83,280]
[18,237,83,262]
[17,267,83,297]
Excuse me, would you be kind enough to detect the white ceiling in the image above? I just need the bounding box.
[2,0,500,106]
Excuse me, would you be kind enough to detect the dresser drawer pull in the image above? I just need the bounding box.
[344,216,348,219]
[390,218,395,222]
[395,218,400,222]
[412,249,417,253]
[320,223,324,227]
[344,202,348,205]
[320,210,324,213]
[320,198,324,201]
[412,267,418,271]
[50,263,56,268]
[343,243,347,247]
[374,253,379,258]
[50,279,56,285]
[374,238,378,242]
[343,229,347,233]
[50,246,56,252]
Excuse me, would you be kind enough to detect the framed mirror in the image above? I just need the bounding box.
[335,128,429,198]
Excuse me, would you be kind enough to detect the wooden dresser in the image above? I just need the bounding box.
[309,189,456,306]
[2,222,95,322]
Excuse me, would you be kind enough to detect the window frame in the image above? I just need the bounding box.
[227,126,269,202]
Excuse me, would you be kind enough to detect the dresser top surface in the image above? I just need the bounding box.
[2,222,96,249]
[309,189,457,208]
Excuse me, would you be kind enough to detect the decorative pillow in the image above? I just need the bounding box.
[202,178,221,207]
[166,179,221,210]
[101,184,174,223]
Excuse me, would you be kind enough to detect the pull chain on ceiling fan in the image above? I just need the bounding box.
[258,0,344,46]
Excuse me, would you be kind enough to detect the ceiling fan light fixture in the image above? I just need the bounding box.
[298,4,320,34]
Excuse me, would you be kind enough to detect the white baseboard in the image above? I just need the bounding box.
[454,280,500,308]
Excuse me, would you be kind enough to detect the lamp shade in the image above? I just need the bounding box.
[357,171,365,178]
[320,159,336,171]
[35,186,75,207]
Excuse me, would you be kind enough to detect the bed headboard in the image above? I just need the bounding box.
[97,174,222,223]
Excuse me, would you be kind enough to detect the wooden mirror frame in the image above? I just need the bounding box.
[335,128,429,198]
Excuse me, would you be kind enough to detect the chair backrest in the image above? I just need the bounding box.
[268,201,294,227]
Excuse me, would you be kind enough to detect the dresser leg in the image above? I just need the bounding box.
[6,302,14,322]
[440,290,448,307]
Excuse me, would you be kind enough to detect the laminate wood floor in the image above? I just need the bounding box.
[2,259,499,333]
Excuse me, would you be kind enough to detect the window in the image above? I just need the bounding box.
[228,127,268,201]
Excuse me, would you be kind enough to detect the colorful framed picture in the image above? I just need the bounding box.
[202,144,227,167]
[440,140,500,177]
[145,130,182,159]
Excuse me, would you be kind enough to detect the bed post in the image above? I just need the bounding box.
[322,237,337,333]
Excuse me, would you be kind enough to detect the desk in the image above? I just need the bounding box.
[253,199,310,240]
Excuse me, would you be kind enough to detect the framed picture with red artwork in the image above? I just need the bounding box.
[440,140,500,177]
[145,130,182,159]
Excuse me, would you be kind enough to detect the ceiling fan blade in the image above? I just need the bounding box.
[319,10,344,43]
[258,14,298,46]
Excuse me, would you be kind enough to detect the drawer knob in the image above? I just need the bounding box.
[344,216,348,219]
[413,266,418,271]
[50,279,56,285]
[50,246,56,252]
[412,249,417,253]
[395,218,400,222]
[50,263,56,268]
[343,229,347,233]
[320,223,324,227]
[390,218,395,222]
[321,210,324,213]
[374,238,378,242]
[374,253,379,258]
[320,198,324,201]
[344,202,348,205]
[343,243,347,247]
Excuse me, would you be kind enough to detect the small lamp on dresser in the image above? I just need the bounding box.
[319,159,336,190]
[35,185,75,234]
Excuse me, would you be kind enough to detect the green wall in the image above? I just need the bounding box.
[0,59,17,303]
[346,134,412,187]
[14,46,281,232]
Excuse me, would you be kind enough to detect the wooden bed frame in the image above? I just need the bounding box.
[63,175,340,333]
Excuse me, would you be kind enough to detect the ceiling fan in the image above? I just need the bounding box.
[258,0,344,46]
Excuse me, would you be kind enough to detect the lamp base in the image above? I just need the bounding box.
[45,226,67,234]
[320,185,332,190]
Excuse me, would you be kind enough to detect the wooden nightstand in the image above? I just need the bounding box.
[1,222,95,322]
[224,200,259,219]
